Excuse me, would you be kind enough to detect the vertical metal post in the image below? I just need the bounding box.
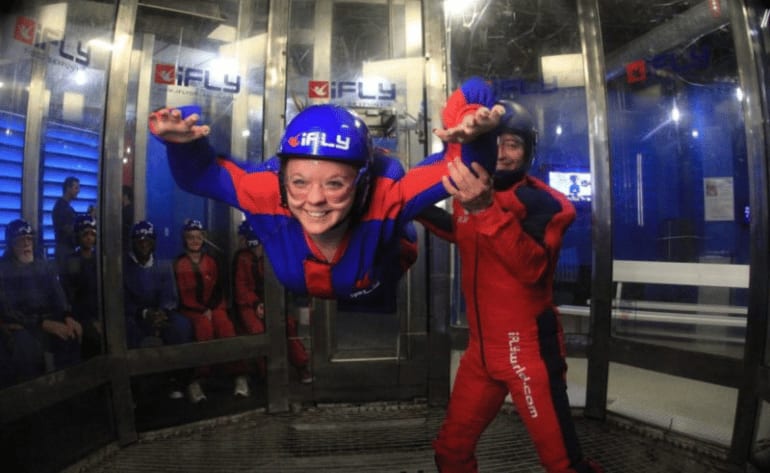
[262,0,290,413]
[576,0,612,420]
[728,0,770,465]
[22,53,47,226]
[423,0,451,406]
[101,0,137,445]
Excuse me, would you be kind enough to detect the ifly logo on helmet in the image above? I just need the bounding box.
[287,131,351,151]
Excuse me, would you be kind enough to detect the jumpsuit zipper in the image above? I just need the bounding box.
[472,232,486,368]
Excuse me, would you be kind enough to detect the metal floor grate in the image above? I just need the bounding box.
[67,403,739,473]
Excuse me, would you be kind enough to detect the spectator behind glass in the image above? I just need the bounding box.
[0,219,81,388]
[124,220,193,349]
[232,220,312,384]
[173,219,250,403]
[52,176,81,267]
[124,220,194,400]
[60,214,102,359]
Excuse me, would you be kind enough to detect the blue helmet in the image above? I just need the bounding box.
[131,220,156,240]
[276,104,374,218]
[237,219,252,237]
[75,214,96,233]
[5,218,33,243]
[183,219,204,232]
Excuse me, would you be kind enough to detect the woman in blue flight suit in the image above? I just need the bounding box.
[148,77,502,311]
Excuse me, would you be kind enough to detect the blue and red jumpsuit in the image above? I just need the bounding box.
[158,78,498,307]
[425,175,597,473]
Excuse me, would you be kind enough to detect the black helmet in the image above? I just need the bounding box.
[498,100,537,165]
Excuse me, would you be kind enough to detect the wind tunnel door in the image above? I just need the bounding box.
[284,1,432,402]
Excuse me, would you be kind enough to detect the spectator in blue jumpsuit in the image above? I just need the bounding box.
[123,220,193,349]
[60,214,102,359]
[147,77,503,310]
[0,219,81,388]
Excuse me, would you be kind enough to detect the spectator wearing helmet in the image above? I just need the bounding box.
[419,101,602,473]
[232,221,312,384]
[60,214,102,359]
[173,219,250,402]
[0,219,81,388]
[124,220,193,349]
[148,77,503,311]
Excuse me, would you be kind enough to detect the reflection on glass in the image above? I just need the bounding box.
[445,2,590,334]
[0,1,115,386]
[604,2,748,358]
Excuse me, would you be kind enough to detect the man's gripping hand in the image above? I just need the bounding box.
[148,107,210,144]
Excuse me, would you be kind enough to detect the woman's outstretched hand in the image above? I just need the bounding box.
[433,104,505,143]
[148,108,210,143]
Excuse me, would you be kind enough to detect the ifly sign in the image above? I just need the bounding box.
[308,80,396,102]
[14,16,90,66]
[154,63,241,94]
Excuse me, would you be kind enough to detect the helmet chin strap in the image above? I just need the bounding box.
[493,167,527,190]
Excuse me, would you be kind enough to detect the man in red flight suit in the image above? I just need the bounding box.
[173,218,249,402]
[422,101,603,473]
[232,221,312,383]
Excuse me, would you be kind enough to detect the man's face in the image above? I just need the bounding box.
[67,181,81,199]
[78,229,96,251]
[496,132,527,172]
[132,237,154,261]
[12,235,34,264]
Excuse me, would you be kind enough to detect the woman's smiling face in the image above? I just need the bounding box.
[284,158,358,238]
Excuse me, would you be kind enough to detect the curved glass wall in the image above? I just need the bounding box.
[601,0,746,445]
[444,0,591,403]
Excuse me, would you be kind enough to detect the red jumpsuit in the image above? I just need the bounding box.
[174,252,247,376]
[232,247,309,372]
[428,175,596,473]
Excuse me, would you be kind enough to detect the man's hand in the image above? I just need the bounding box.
[148,108,210,143]
[65,316,83,341]
[42,319,78,341]
[442,158,494,212]
[146,309,169,328]
[433,104,504,143]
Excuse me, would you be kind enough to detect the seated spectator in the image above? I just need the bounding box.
[173,219,249,403]
[232,221,312,384]
[124,220,194,399]
[60,214,102,359]
[0,219,81,388]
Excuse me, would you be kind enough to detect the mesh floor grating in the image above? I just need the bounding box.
[67,403,739,473]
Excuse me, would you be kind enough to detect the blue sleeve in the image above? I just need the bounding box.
[162,137,245,210]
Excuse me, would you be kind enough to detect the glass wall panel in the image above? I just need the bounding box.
[286,0,426,361]
[600,0,745,445]
[602,1,748,359]
[126,0,269,415]
[0,0,115,388]
[444,0,590,402]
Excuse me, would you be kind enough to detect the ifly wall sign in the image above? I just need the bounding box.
[308,79,397,108]
[13,15,93,71]
[153,62,242,98]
